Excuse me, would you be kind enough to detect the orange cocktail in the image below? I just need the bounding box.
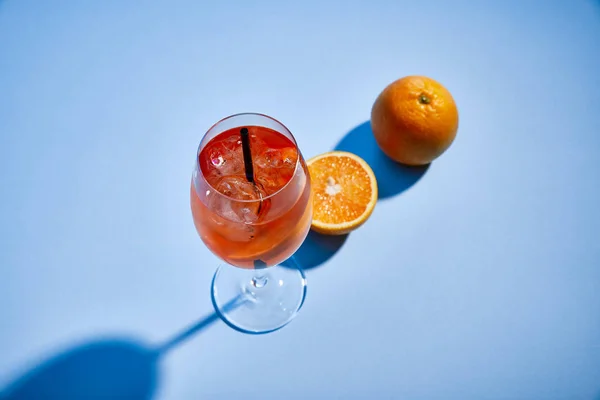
[191,125,311,269]
[190,113,311,333]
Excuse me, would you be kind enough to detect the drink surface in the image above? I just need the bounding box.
[191,126,312,269]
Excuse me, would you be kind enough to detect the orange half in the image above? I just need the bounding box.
[307,151,378,235]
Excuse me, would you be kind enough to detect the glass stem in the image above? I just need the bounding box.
[251,274,268,288]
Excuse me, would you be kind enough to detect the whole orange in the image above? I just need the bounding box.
[370,75,459,165]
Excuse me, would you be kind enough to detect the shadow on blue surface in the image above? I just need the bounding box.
[334,121,429,199]
[0,339,158,400]
[281,230,348,270]
[0,302,234,400]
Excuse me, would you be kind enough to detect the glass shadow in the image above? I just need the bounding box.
[281,230,348,270]
[0,297,242,400]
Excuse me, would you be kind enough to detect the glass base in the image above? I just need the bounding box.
[211,263,307,334]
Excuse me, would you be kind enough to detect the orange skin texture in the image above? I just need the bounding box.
[371,76,459,166]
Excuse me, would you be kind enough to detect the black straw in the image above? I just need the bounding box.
[240,127,255,183]
[253,259,267,269]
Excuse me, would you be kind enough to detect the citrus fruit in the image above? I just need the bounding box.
[307,151,378,235]
[371,75,459,165]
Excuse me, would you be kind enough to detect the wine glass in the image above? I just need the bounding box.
[190,113,312,334]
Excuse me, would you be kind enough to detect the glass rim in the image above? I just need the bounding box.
[194,112,301,204]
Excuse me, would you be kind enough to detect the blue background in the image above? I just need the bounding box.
[1,0,600,399]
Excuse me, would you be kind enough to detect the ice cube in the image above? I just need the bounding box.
[248,132,267,154]
[253,147,298,194]
[208,175,267,224]
[202,132,270,183]
[206,198,256,242]
[215,175,260,200]
[256,147,297,170]
[255,149,280,169]
[279,147,298,172]
[255,173,283,195]
[203,135,245,180]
